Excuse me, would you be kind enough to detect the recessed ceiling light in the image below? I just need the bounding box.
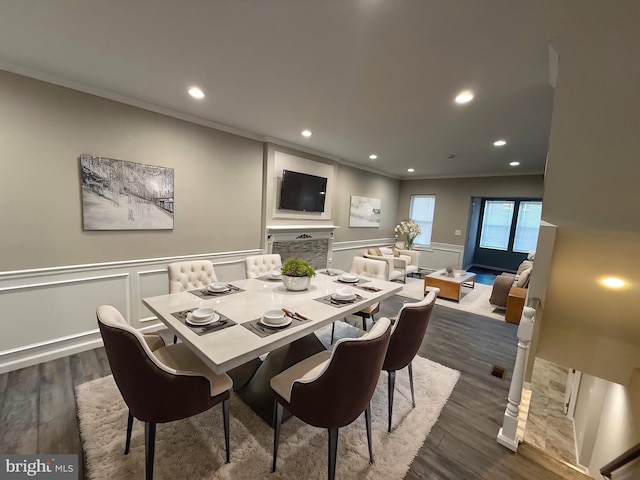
[602,277,625,288]
[407,168,415,173]
[493,139,507,147]
[369,154,378,160]
[301,130,312,138]
[188,86,205,99]
[510,161,520,166]
[454,90,474,104]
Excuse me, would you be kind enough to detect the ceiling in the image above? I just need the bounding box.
[0,1,563,179]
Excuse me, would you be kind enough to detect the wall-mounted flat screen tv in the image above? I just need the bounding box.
[279,169,327,212]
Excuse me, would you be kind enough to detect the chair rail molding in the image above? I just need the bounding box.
[0,249,262,374]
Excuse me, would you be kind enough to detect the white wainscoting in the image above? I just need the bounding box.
[0,241,465,374]
[415,242,465,272]
[0,250,261,374]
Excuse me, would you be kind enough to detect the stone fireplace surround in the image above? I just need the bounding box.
[266,225,336,270]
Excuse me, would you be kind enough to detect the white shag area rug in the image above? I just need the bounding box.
[400,278,506,321]
[76,348,459,480]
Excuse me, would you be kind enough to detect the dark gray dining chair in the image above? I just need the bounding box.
[270,317,392,480]
[97,305,233,480]
[382,288,438,432]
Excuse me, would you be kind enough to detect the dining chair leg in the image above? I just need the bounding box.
[272,401,284,472]
[362,316,367,331]
[328,427,339,480]
[364,403,373,464]
[330,322,335,344]
[222,398,230,464]
[387,370,396,432]
[173,335,178,344]
[144,422,156,480]
[124,410,134,454]
[408,362,416,408]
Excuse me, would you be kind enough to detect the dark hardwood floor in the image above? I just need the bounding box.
[0,295,588,479]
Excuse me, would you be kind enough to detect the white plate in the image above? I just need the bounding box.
[268,273,282,280]
[332,293,356,302]
[186,312,220,325]
[260,316,292,328]
[338,275,359,283]
[208,285,230,293]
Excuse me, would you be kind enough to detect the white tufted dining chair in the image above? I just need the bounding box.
[244,254,282,279]
[167,260,218,293]
[330,257,388,343]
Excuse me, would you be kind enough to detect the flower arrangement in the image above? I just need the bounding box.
[394,220,421,250]
[281,258,316,278]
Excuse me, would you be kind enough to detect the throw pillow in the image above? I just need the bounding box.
[517,260,533,276]
[379,247,394,256]
[368,248,382,256]
[393,250,400,257]
[516,268,532,288]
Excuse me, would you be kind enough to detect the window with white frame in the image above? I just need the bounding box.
[478,199,542,253]
[479,201,515,250]
[513,201,543,253]
[409,195,436,246]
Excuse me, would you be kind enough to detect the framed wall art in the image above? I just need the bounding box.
[349,195,381,227]
[80,154,174,230]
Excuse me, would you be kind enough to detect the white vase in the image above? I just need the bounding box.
[282,275,311,291]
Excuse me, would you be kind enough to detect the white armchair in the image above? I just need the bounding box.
[363,248,407,283]
[394,249,419,277]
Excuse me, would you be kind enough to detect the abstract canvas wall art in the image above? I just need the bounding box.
[349,195,381,227]
[80,154,174,230]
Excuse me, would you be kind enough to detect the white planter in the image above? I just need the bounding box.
[282,275,311,291]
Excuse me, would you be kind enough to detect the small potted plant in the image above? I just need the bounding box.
[281,258,316,291]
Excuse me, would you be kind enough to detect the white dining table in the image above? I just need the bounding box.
[142,272,403,375]
[143,272,403,426]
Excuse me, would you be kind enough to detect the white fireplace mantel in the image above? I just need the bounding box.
[266,225,338,234]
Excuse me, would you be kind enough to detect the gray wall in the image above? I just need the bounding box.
[0,70,264,270]
[397,175,544,245]
[333,164,400,243]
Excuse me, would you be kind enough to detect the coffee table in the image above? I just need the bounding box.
[424,269,476,301]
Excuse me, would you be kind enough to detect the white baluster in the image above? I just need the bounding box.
[497,305,535,451]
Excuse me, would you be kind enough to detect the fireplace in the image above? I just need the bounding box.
[266,225,336,270]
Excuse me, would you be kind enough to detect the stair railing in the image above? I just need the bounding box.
[600,442,640,478]
[497,304,536,451]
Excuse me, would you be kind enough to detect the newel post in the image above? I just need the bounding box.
[497,306,535,451]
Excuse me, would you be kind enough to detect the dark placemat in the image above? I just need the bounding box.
[353,284,382,293]
[318,269,343,277]
[315,293,365,308]
[171,308,237,336]
[242,315,311,338]
[189,284,245,299]
[256,274,283,282]
[333,277,371,285]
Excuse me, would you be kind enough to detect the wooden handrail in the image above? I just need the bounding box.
[600,442,640,478]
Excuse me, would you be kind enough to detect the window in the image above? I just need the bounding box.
[479,201,515,250]
[409,195,436,246]
[513,201,542,253]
